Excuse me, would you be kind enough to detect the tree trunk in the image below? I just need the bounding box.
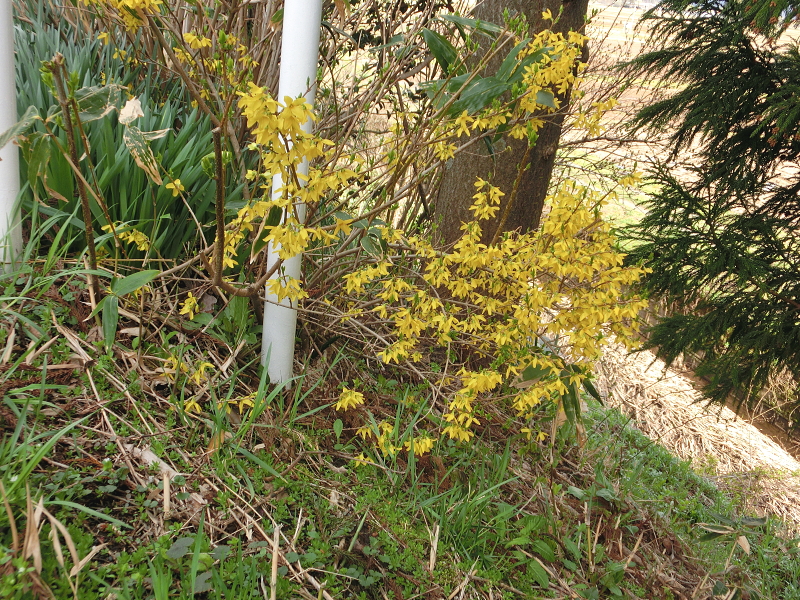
[433,0,589,246]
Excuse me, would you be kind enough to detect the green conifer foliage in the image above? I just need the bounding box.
[625,0,800,418]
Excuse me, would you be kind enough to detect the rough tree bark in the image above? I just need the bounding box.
[433,0,589,246]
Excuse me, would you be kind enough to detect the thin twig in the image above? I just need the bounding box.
[48,54,100,298]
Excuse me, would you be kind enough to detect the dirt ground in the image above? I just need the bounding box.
[596,344,800,534]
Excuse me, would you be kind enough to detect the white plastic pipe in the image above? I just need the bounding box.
[0,0,21,269]
[261,0,323,383]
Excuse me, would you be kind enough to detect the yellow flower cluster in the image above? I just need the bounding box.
[442,27,586,148]
[573,98,619,138]
[83,0,163,31]
[334,387,365,411]
[219,392,256,414]
[469,178,504,220]
[172,32,257,105]
[163,354,190,382]
[183,32,211,50]
[617,171,643,188]
[159,20,635,453]
[404,435,436,455]
[344,177,648,443]
[190,361,214,386]
[101,222,151,251]
[209,86,358,299]
[179,291,199,320]
[344,25,600,442]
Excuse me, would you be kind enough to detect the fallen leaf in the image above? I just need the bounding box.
[736,535,751,555]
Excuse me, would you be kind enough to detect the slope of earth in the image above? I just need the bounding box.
[596,345,800,535]
[584,0,800,537]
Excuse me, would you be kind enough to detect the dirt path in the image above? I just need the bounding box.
[595,345,800,534]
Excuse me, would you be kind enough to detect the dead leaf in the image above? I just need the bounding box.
[42,507,81,570]
[575,420,587,448]
[52,321,94,367]
[118,327,143,336]
[49,527,64,568]
[510,376,539,390]
[334,0,348,26]
[1,327,16,364]
[70,544,106,577]
[736,535,751,555]
[86,326,103,343]
[200,293,217,313]
[25,336,58,365]
[45,359,83,371]
[23,495,44,574]
[119,97,144,124]
[207,429,232,455]
[123,444,180,478]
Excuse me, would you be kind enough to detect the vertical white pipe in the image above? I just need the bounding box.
[261,0,323,383]
[0,0,21,269]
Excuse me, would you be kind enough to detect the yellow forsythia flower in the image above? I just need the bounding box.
[618,171,643,187]
[180,291,199,320]
[454,111,472,137]
[404,436,436,455]
[356,424,373,440]
[101,222,150,251]
[190,361,214,386]
[165,179,185,197]
[352,453,370,467]
[184,398,202,414]
[183,32,212,50]
[334,387,365,411]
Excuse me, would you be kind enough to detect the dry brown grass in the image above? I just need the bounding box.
[596,343,800,535]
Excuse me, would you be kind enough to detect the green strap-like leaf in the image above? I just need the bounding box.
[23,131,52,190]
[111,269,160,297]
[368,34,405,52]
[102,294,119,352]
[0,105,40,150]
[439,14,503,36]
[582,378,602,403]
[497,39,532,82]
[535,90,557,110]
[505,47,549,85]
[448,77,511,115]
[422,28,459,73]
[73,84,125,123]
[526,556,550,588]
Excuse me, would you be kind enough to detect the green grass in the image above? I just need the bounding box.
[3,302,799,600]
[1,216,797,599]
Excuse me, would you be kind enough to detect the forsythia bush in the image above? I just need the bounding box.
[82,0,647,452]
[227,23,647,450]
[342,178,648,445]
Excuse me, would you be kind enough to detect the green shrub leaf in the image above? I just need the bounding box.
[111,270,160,297]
